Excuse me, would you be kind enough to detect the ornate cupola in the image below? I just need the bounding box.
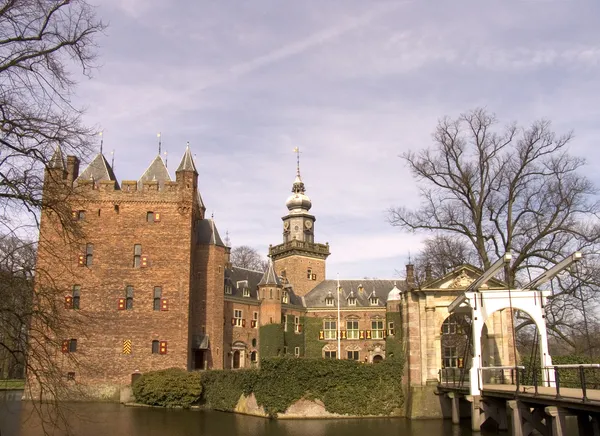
[268,148,330,297]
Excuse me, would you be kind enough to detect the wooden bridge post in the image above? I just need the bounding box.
[506,400,525,436]
[545,406,568,436]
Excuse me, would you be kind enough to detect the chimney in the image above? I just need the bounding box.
[66,156,80,186]
[406,264,415,289]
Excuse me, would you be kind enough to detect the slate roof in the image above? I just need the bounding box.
[258,261,281,286]
[177,145,197,173]
[48,145,65,169]
[304,279,405,308]
[138,155,171,188]
[225,266,264,300]
[196,219,225,247]
[76,153,119,188]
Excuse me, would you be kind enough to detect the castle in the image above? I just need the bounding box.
[33,143,515,416]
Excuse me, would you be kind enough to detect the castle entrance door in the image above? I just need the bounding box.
[233,351,240,369]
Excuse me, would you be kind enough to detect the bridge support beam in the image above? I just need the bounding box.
[545,406,570,436]
[577,412,600,436]
[448,392,460,425]
[507,400,550,436]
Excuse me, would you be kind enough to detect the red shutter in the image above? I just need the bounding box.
[341,330,347,339]
[118,298,125,310]
[159,341,167,355]
[242,319,246,327]
[61,340,69,353]
[154,212,161,222]
[71,211,78,220]
[78,254,85,266]
[64,296,73,309]
[311,274,316,280]
[383,330,387,339]
[161,299,168,311]
[360,330,365,339]
[366,330,372,339]
[141,255,149,268]
[251,320,256,328]
[319,330,324,340]
[231,318,236,326]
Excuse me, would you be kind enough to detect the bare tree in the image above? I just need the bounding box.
[230,245,268,272]
[389,108,600,343]
[0,1,105,433]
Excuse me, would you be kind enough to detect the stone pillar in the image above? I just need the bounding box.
[470,311,483,396]
[448,392,460,425]
[425,301,437,382]
[468,395,481,432]
[545,406,568,436]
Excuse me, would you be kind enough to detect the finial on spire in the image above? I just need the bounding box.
[111,149,115,170]
[163,151,168,168]
[225,230,231,247]
[99,131,104,154]
[293,147,301,177]
[157,132,162,155]
[408,251,412,264]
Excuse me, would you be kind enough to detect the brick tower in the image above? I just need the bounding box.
[269,150,330,296]
[258,261,283,326]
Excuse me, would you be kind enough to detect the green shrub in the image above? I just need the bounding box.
[200,369,258,411]
[520,354,600,389]
[132,368,202,408]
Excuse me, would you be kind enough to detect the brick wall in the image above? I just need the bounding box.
[273,255,325,297]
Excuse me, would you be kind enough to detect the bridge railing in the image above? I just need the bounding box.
[438,367,470,388]
[480,364,600,402]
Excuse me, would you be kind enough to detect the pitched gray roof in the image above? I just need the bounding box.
[138,155,171,188]
[177,145,197,173]
[258,261,281,286]
[76,153,119,188]
[225,266,263,300]
[48,145,65,169]
[304,279,405,308]
[196,219,225,247]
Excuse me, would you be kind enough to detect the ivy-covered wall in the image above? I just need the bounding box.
[304,316,323,358]
[283,314,305,356]
[259,324,284,358]
[386,311,403,361]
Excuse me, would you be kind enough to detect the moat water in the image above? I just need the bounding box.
[0,390,497,436]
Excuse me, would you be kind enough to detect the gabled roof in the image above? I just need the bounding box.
[304,279,404,308]
[421,264,507,290]
[196,219,225,247]
[48,145,65,170]
[138,155,171,188]
[258,261,281,287]
[225,266,263,300]
[75,153,119,188]
[177,145,197,173]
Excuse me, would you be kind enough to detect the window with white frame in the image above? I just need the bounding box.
[294,346,300,357]
[442,317,457,335]
[324,350,336,359]
[294,316,300,333]
[388,321,395,336]
[324,320,336,340]
[243,288,250,297]
[347,350,359,361]
[443,346,458,368]
[371,319,384,339]
[325,294,334,307]
[346,320,359,339]
[225,286,232,295]
[348,295,356,306]
[282,291,289,304]
[233,309,243,327]
[369,295,379,306]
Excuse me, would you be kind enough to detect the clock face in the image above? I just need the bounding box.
[304,220,313,229]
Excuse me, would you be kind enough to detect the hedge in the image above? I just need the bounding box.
[520,354,600,389]
[135,357,404,417]
[132,368,202,407]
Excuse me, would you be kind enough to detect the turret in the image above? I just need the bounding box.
[175,143,198,192]
[258,260,283,326]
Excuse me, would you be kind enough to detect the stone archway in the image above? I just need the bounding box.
[231,341,247,369]
[372,355,383,364]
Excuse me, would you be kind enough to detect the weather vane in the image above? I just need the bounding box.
[157,132,162,155]
[99,131,104,154]
[293,146,301,177]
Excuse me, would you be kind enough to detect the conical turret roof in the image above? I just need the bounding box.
[177,145,197,173]
[48,145,66,170]
[258,260,281,287]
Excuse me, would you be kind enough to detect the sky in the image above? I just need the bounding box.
[72,0,600,279]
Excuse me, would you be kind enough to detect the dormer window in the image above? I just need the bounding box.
[282,292,289,304]
[325,292,335,307]
[369,295,379,306]
[236,280,248,289]
[348,295,357,306]
[225,286,232,295]
[243,288,250,298]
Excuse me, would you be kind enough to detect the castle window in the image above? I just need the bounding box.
[68,339,77,352]
[371,320,384,339]
[72,285,80,309]
[114,204,119,213]
[146,211,154,222]
[252,338,257,347]
[294,347,300,357]
[388,321,395,336]
[325,294,334,307]
[324,320,336,340]
[67,372,75,381]
[346,320,359,339]
[253,312,258,327]
[347,351,359,361]
[443,346,458,368]
[369,295,379,306]
[282,315,288,332]
[307,268,312,279]
[243,288,250,298]
[348,296,356,306]
[152,340,159,354]
[133,244,142,268]
[282,291,289,304]
[125,285,134,310]
[442,317,457,335]
[324,350,336,359]
[250,351,257,362]
[233,309,242,327]
[269,289,273,299]
[72,210,85,221]
[153,287,162,311]
[294,316,300,333]
[85,243,93,266]
[225,286,232,295]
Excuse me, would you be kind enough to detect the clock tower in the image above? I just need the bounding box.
[269,149,330,296]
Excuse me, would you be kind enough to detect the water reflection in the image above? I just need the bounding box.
[0,396,496,436]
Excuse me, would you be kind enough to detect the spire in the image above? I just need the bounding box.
[258,260,281,286]
[48,144,66,170]
[177,142,197,173]
[291,147,305,194]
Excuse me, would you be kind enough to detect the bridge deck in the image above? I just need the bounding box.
[482,384,600,402]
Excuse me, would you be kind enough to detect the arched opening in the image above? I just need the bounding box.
[233,350,240,369]
[372,355,383,364]
[440,313,472,385]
